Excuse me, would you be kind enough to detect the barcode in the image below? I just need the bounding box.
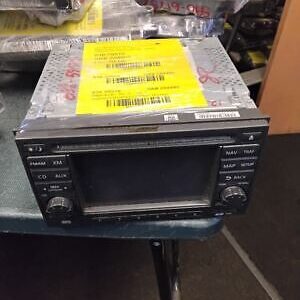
[106,74,165,84]
[106,61,161,69]
[194,111,240,120]
[106,96,171,107]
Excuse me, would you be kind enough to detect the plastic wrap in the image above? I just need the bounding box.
[0,0,71,10]
[0,0,93,26]
[136,0,249,16]
[0,0,225,72]
[0,0,150,71]
[25,0,95,26]
[148,14,225,38]
[20,38,256,132]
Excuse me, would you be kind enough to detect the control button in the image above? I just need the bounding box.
[31,169,70,181]
[240,132,263,142]
[220,160,239,171]
[222,145,260,158]
[46,197,73,214]
[220,158,257,171]
[220,186,247,208]
[47,156,67,168]
[27,155,67,168]
[35,181,72,193]
[219,170,254,183]
[27,157,48,168]
[24,144,45,154]
[31,171,50,181]
[240,145,260,156]
[239,159,257,169]
[222,147,239,158]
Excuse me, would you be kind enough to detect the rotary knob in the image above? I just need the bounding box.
[46,197,73,214]
[220,186,247,209]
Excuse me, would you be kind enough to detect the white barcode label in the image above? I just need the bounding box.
[194,111,240,120]
[106,96,171,107]
[106,74,165,85]
[106,61,161,69]
[164,114,179,122]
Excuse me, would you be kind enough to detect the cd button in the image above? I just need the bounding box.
[31,171,50,181]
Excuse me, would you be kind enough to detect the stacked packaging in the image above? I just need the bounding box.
[0,0,249,71]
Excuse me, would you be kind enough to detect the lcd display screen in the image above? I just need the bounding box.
[72,146,217,212]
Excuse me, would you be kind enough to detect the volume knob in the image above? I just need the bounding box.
[220,186,247,208]
[46,197,73,214]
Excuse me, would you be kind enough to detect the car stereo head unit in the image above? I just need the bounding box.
[15,38,269,226]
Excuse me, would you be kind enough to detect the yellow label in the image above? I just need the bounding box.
[0,0,102,36]
[248,51,266,65]
[77,39,207,115]
[224,22,232,30]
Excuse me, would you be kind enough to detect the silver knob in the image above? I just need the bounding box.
[220,186,247,208]
[46,197,73,214]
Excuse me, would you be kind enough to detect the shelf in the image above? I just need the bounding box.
[241,67,266,87]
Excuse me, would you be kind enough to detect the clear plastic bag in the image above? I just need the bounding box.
[24,0,95,26]
[136,0,249,17]
[0,0,150,71]
[147,14,225,38]
[0,0,70,10]
[0,0,249,71]
[0,0,95,26]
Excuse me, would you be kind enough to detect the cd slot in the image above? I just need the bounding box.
[53,136,235,153]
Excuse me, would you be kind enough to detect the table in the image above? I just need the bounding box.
[0,72,223,300]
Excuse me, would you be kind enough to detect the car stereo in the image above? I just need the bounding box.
[15,38,269,226]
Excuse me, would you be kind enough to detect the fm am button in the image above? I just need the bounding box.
[27,157,47,168]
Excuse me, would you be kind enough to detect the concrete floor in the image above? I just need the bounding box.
[0,233,271,300]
